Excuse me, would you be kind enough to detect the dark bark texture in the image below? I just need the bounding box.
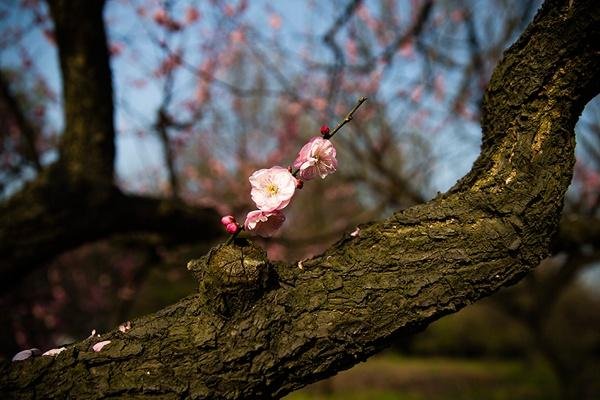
[1,0,599,398]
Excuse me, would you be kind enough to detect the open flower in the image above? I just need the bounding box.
[293,136,337,180]
[249,166,296,211]
[244,210,285,237]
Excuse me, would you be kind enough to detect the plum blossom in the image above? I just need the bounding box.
[293,136,337,180]
[249,167,296,211]
[244,210,285,237]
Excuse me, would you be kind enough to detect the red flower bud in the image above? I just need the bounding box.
[320,125,330,135]
[225,222,239,234]
[295,179,304,189]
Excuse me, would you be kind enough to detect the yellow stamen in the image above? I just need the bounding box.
[266,183,278,196]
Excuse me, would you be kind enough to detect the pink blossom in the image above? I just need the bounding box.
[293,137,337,180]
[268,13,282,30]
[249,167,296,211]
[185,7,201,24]
[244,210,285,237]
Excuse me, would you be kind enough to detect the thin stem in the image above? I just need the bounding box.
[324,96,368,140]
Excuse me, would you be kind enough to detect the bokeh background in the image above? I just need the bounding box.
[1,1,599,399]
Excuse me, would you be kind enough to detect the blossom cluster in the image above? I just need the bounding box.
[221,126,337,237]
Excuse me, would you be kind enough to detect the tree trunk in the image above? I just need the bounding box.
[0,0,222,290]
[48,0,115,184]
[1,0,599,398]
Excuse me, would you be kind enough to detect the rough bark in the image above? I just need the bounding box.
[1,0,599,398]
[0,0,222,289]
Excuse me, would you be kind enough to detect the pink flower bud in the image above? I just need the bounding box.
[221,215,236,225]
[296,179,304,189]
[320,125,330,135]
[225,223,239,234]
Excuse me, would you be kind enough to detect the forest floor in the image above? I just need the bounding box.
[284,354,558,400]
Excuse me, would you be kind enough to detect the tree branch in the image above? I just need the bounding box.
[1,0,599,398]
[0,173,222,292]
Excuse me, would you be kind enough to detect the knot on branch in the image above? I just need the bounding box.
[187,239,276,317]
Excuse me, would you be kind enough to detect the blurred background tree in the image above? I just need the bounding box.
[0,0,598,399]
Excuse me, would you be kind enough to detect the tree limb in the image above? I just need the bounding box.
[1,0,599,398]
[0,171,222,292]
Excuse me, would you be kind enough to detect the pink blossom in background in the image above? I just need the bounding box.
[410,84,423,103]
[230,29,245,44]
[312,97,328,112]
[399,40,414,58]
[244,210,285,237]
[249,167,296,211]
[185,7,201,24]
[346,38,358,62]
[268,13,282,30]
[293,137,337,180]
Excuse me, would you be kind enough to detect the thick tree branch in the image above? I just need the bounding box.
[1,0,599,398]
[0,173,222,293]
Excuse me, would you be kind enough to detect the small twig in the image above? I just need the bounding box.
[324,96,368,140]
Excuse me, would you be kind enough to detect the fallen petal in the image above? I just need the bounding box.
[12,348,41,361]
[42,347,67,356]
[92,340,111,352]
